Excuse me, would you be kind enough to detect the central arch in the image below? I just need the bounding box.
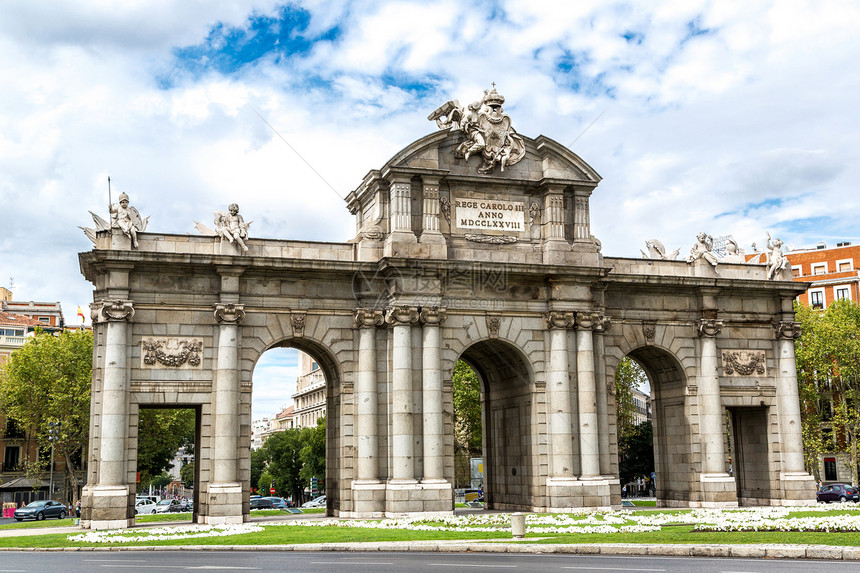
[458,338,534,511]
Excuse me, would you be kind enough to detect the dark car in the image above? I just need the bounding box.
[250,497,274,510]
[817,483,860,503]
[14,500,68,521]
[263,496,287,509]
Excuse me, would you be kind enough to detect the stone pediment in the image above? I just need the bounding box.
[381,129,601,185]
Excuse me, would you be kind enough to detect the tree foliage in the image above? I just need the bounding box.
[615,356,648,443]
[180,461,195,489]
[618,421,655,486]
[136,408,195,488]
[795,299,860,482]
[259,420,326,503]
[0,329,93,504]
[452,360,482,488]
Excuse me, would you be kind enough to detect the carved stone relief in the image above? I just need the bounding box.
[722,350,766,377]
[485,315,501,338]
[141,337,203,369]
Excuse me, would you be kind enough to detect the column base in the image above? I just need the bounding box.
[83,484,133,530]
[777,471,817,504]
[350,480,386,517]
[698,473,739,507]
[384,480,453,516]
[545,476,613,510]
[202,482,244,524]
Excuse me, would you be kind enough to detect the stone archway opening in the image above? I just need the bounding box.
[248,339,341,514]
[614,356,654,502]
[458,339,533,512]
[625,346,693,507]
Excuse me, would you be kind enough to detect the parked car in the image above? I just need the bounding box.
[817,483,860,503]
[301,495,326,508]
[135,498,158,515]
[250,497,274,510]
[14,500,67,521]
[154,499,182,513]
[264,496,287,509]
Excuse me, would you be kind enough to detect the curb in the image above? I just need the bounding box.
[2,542,860,559]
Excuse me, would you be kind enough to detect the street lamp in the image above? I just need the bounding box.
[47,421,61,500]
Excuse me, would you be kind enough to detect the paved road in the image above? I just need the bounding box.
[1,551,859,573]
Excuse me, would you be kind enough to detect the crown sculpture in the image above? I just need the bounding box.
[428,85,526,174]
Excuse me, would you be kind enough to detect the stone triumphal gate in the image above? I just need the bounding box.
[79,89,815,529]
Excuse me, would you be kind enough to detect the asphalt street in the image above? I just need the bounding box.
[1,552,859,573]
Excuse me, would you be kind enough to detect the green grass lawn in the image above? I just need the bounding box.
[3,507,860,549]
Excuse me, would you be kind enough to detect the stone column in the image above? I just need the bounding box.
[385,178,418,257]
[386,305,419,482]
[546,310,575,479]
[774,321,806,474]
[420,306,447,482]
[593,315,612,476]
[575,312,600,478]
[697,318,726,475]
[208,293,245,525]
[573,193,591,243]
[354,308,384,482]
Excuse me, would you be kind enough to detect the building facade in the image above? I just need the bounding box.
[292,351,326,428]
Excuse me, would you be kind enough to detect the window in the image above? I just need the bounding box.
[810,290,825,309]
[837,260,853,272]
[812,263,828,275]
[792,267,801,277]
[3,446,20,472]
[835,287,850,301]
[38,317,50,324]
[824,457,838,481]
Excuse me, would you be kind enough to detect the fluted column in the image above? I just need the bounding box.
[775,320,806,474]
[546,310,575,478]
[97,300,135,487]
[355,308,384,482]
[576,312,600,478]
[390,179,412,233]
[420,306,447,482]
[593,315,611,476]
[697,318,726,475]
[212,303,245,485]
[386,305,419,482]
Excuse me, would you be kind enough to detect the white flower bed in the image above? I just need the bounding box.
[66,506,860,544]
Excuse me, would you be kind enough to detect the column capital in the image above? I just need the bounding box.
[545,310,574,330]
[419,306,447,326]
[385,305,419,326]
[774,321,802,340]
[575,311,600,331]
[592,314,611,334]
[696,318,724,337]
[214,303,245,324]
[94,300,135,323]
[354,308,385,328]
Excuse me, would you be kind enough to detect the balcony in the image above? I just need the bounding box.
[0,335,25,347]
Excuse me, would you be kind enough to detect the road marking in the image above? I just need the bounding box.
[430,565,517,569]
[97,567,257,571]
[310,563,394,566]
[87,560,148,563]
[562,567,665,571]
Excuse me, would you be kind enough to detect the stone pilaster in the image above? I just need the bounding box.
[593,314,612,476]
[575,312,600,479]
[545,310,575,481]
[351,308,386,516]
[206,269,245,525]
[420,307,447,482]
[386,305,419,483]
[384,178,417,256]
[87,299,135,530]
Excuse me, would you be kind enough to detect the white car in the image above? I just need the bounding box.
[134,498,157,515]
[301,495,325,508]
[154,499,182,513]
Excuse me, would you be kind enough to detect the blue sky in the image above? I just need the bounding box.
[1,1,859,417]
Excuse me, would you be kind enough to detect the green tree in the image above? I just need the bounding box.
[0,329,93,505]
[795,299,860,483]
[136,408,195,489]
[265,429,306,502]
[299,417,326,494]
[452,360,482,488]
[179,461,195,489]
[250,446,269,494]
[615,356,648,443]
[618,421,655,486]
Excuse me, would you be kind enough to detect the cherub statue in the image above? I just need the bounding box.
[109,192,147,248]
[214,203,251,252]
[686,232,718,266]
[765,231,788,280]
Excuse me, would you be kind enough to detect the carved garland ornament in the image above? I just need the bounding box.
[722,350,766,376]
[142,338,203,368]
[464,233,518,244]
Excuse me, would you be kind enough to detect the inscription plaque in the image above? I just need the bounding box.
[455,198,525,232]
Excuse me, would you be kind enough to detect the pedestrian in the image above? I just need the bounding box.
[75,500,81,517]
[622,484,627,498]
